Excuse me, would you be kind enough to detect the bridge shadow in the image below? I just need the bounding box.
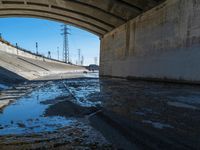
[0,66,27,84]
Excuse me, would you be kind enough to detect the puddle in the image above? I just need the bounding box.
[0,82,74,135]
[64,79,102,107]
[0,79,102,136]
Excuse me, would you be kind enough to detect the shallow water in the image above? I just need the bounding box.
[1,78,200,149]
[64,79,101,107]
[0,79,102,136]
[0,81,74,135]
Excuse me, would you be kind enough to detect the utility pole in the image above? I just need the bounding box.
[48,51,51,59]
[94,57,98,65]
[61,24,70,63]
[36,42,38,54]
[78,49,81,65]
[81,56,84,66]
[16,43,19,55]
[57,47,59,60]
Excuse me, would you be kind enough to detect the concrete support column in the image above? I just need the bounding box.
[100,0,200,83]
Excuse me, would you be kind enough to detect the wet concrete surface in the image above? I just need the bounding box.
[0,77,200,149]
[0,82,45,111]
[0,84,8,91]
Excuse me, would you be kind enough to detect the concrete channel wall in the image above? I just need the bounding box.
[100,0,200,83]
[0,40,63,64]
[0,40,86,81]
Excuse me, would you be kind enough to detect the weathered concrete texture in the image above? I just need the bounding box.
[100,0,200,83]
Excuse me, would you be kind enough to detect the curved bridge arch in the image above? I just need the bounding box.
[0,0,163,36]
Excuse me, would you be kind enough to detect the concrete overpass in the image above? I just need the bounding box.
[0,0,163,36]
[0,0,200,83]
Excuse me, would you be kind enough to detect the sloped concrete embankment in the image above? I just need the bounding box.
[0,41,86,82]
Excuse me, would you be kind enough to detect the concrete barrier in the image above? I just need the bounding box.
[100,0,200,83]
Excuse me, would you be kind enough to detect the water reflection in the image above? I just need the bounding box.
[0,82,74,135]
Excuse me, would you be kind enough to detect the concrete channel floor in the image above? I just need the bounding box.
[0,77,200,150]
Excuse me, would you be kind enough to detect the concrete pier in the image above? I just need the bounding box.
[100,0,200,83]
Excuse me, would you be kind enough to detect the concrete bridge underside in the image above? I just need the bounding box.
[0,0,163,36]
[1,0,200,83]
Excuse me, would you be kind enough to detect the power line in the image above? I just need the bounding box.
[61,24,70,63]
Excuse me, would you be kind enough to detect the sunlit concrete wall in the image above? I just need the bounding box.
[0,41,86,81]
[0,41,63,64]
[100,0,200,83]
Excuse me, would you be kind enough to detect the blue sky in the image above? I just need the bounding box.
[0,17,100,65]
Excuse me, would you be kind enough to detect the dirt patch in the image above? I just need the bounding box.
[40,96,68,105]
[0,121,113,150]
[45,98,99,118]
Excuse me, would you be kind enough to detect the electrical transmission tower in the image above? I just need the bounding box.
[61,25,70,63]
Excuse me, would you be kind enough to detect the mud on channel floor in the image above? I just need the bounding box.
[0,78,200,149]
[0,79,113,149]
